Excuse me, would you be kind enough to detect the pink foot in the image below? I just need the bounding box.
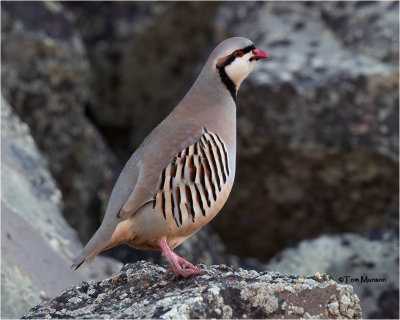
[157,239,203,278]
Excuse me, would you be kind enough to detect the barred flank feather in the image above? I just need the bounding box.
[152,128,231,227]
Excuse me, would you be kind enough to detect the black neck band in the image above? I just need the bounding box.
[217,62,237,102]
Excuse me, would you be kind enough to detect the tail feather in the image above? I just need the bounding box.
[71,217,129,270]
[71,246,96,270]
[71,258,85,270]
[71,226,115,270]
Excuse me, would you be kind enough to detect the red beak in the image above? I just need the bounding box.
[251,49,269,60]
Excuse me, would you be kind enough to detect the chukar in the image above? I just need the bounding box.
[72,37,269,277]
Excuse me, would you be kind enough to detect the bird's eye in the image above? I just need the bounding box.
[233,50,244,58]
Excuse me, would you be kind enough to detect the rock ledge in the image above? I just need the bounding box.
[23,261,362,319]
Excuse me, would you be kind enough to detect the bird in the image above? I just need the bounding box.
[72,37,269,278]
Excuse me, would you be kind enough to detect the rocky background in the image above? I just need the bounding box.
[1,1,398,319]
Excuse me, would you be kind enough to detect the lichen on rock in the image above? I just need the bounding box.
[23,261,362,319]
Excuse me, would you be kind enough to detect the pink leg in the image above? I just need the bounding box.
[157,239,203,278]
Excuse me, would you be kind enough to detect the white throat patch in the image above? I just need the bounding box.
[224,52,257,90]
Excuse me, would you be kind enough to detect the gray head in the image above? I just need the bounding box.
[205,37,269,100]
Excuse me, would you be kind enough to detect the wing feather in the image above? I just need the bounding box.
[117,124,204,220]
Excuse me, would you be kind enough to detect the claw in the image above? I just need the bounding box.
[158,239,203,278]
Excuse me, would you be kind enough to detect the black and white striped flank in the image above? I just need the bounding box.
[153,128,230,227]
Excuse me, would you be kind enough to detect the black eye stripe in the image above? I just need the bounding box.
[225,44,256,64]
[237,44,255,56]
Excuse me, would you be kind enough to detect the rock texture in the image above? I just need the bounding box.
[211,0,399,259]
[320,1,399,63]
[1,97,122,319]
[62,2,164,159]
[267,232,399,319]
[23,261,362,319]
[1,1,118,243]
[65,2,220,157]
